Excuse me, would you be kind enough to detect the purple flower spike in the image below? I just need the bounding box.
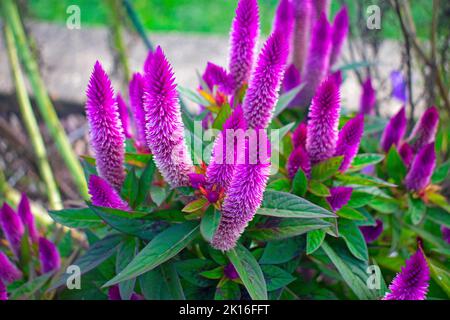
[360,219,384,243]
[143,46,193,188]
[224,263,239,280]
[399,142,414,167]
[292,0,312,72]
[326,186,352,211]
[305,77,341,165]
[296,13,332,108]
[38,237,61,274]
[405,143,436,192]
[287,145,311,179]
[116,94,132,139]
[329,6,349,67]
[408,106,439,153]
[283,64,301,93]
[188,173,206,189]
[0,203,24,258]
[129,73,150,153]
[0,280,7,300]
[86,61,125,190]
[335,114,364,172]
[88,175,130,211]
[273,0,295,42]
[390,70,408,103]
[202,62,235,95]
[243,32,289,129]
[384,248,430,300]
[292,122,307,149]
[359,77,376,115]
[228,0,260,91]
[441,226,450,244]
[143,50,154,73]
[0,251,22,283]
[330,70,342,86]
[212,131,271,251]
[18,193,38,243]
[313,0,330,19]
[380,106,407,152]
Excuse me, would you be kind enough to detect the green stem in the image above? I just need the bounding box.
[1,0,88,199]
[122,0,154,51]
[4,24,63,210]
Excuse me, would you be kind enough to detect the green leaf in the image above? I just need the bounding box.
[427,207,450,227]
[306,229,326,254]
[368,197,400,213]
[212,103,232,130]
[121,168,138,208]
[308,181,331,197]
[257,191,335,218]
[335,173,397,187]
[226,244,268,300]
[138,268,171,300]
[347,191,375,208]
[200,266,224,280]
[261,265,295,291]
[273,83,304,117]
[104,221,200,287]
[175,259,217,287]
[200,207,220,242]
[311,156,343,181]
[429,260,450,297]
[9,272,53,299]
[150,184,168,206]
[182,198,208,213]
[260,238,303,264]
[124,152,153,167]
[338,219,368,261]
[336,60,374,72]
[267,178,291,192]
[178,85,210,106]
[292,168,307,197]
[160,262,185,300]
[348,153,384,172]
[48,207,103,228]
[116,237,139,300]
[386,146,407,185]
[432,160,450,184]
[136,159,156,206]
[215,279,241,300]
[407,195,426,225]
[336,207,366,220]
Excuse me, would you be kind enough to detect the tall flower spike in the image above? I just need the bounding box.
[360,219,384,243]
[0,251,22,283]
[384,248,430,300]
[399,142,414,167]
[243,31,289,129]
[202,62,235,95]
[359,77,376,115]
[380,106,407,152]
[408,106,439,153]
[88,175,130,211]
[287,145,311,179]
[296,13,332,107]
[0,203,24,258]
[292,122,307,149]
[86,61,125,190]
[326,186,352,211]
[143,46,193,188]
[313,0,330,20]
[334,114,364,172]
[116,94,132,139]
[306,77,341,165]
[228,0,260,90]
[129,73,150,153]
[273,0,295,44]
[0,280,6,300]
[329,6,349,67]
[283,64,301,93]
[212,131,271,251]
[17,193,38,243]
[292,0,312,72]
[38,237,61,273]
[405,143,436,192]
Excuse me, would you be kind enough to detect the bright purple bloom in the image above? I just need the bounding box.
[116,94,132,139]
[305,77,341,165]
[360,219,384,243]
[273,0,295,42]
[0,203,24,258]
[88,175,130,211]
[283,64,301,93]
[405,143,436,192]
[390,70,408,103]
[313,0,330,19]
[399,142,414,167]
[224,263,239,280]
[359,77,376,115]
[441,226,450,244]
[296,13,332,108]
[292,0,312,72]
[292,122,307,149]
[129,73,150,153]
[212,132,271,251]
[188,173,206,189]
[408,106,439,153]
[380,106,407,152]
[326,186,352,211]
[243,31,289,129]
[17,193,38,243]
[0,251,22,283]
[202,62,235,95]
[108,285,144,300]
[143,50,154,73]
[335,114,364,172]
[38,237,61,274]
[228,0,260,90]
[287,145,311,179]
[86,61,125,190]
[143,46,193,188]
[0,280,6,300]
[384,248,430,300]
[329,6,349,67]
[330,70,342,86]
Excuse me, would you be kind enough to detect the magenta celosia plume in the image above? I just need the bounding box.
[399,142,414,167]
[292,122,307,149]
[335,114,364,172]
[296,13,332,108]
[143,50,154,73]
[202,62,235,95]
[129,73,150,153]
[408,106,439,153]
[86,61,125,190]
[287,145,311,179]
[38,237,61,274]
[326,186,352,211]
[405,143,436,192]
[329,6,349,67]
[143,46,193,188]
[306,77,341,165]
[384,248,430,300]
[292,0,312,72]
[228,0,259,91]
[273,0,295,43]
[17,193,38,243]
[313,0,330,20]
[243,31,289,129]
[88,175,130,211]
[359,77,376,115]
[360,219,383,243]
[0,251,22,283]
[283,64,301,93]
[116,93,132,139]
[0,203,24,258]
[380,106,407,152]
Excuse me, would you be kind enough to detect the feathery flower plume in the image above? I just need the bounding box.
[143,46,193,188]
[228,0,260,90]
[0,251,22,283]
[273,0,295,42]
[202,62,235,95]
[408,106,439,153]
[441,226,450,244]
[283,64,301,93]
[116,94,132,139]
[212,131,271,251]
[86,61,125,190]
[305,77,341,165]
[38,237,61,273]
[329,6,349,67]
[292,0,312,72]
[287,145,311,179]
[330,70,342,86]
[17,193,38,243]
[0,280,6,300]
[296,13,332,107]
[326,186,352,211]
[0,203,24,258]
[143,50,154,73]
[359,77,376,115]
[334,114,364,172]
[88,175,130,211]
[405,143,436,192]
[243,31,289,129]
[292,122,307,149]
[129,73,150,152]
[399,142,414,167]
[313,0,330,19]
[384,248,430,300]
[380,106,407,152]
[360,219,383,243]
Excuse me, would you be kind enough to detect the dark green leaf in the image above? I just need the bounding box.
[136,159,155,206]
[292,168,307,197]
[427,207,450,227]
[368,197,400,213]
[260,238,303,264]
[200,266,224,280]
[308,181,331,197]
[139,268,171,300]
[121,168,138,208]
[261,265,295,291]
[175,259,217,287]
[311,156,343,181]
[386,146,407,184]
[432,161,450,184]
[407,195,426,225]
[200,207,220,242]
[306,229,326,254]
[267,178,291,192]
[48,207,103,228]
[347,191,375,208]
[116,237,138,300]
[160,262,185,300]
[336,207,366,220]
[348,153,384,172]
[215,279,241,300]
[335,173,397,187]
[339,219,368,261]
[10,272,53,299]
